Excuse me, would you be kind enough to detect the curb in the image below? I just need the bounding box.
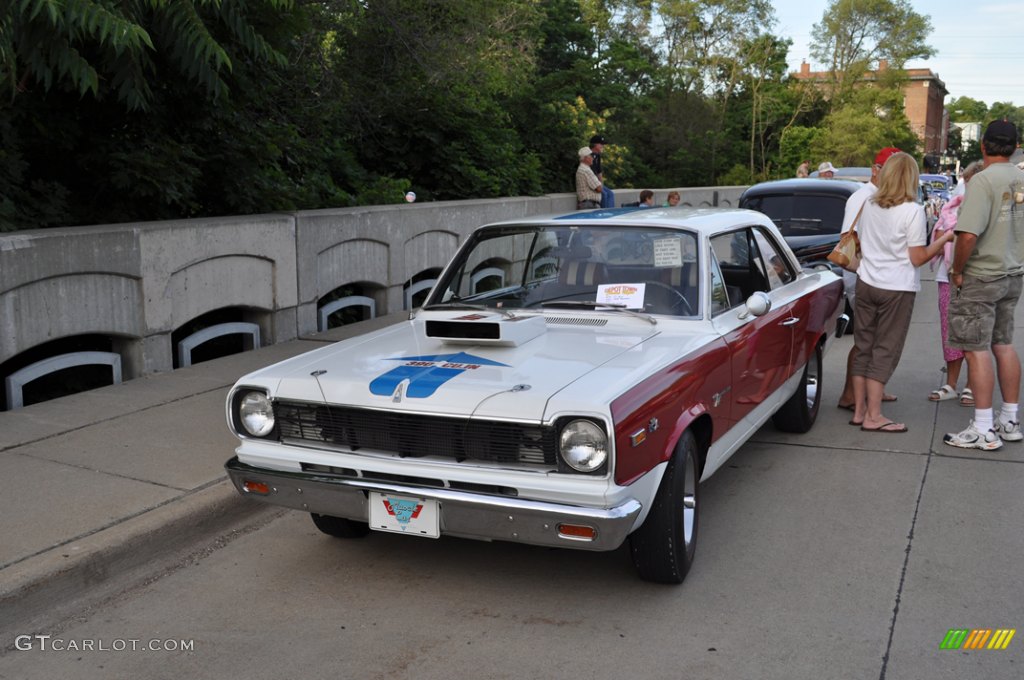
[0,479,276,645]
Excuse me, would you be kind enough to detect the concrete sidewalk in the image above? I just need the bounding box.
[2,281,1023,673]
[0,312,410,640]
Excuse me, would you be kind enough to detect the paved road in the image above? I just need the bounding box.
[1,282,1022,679]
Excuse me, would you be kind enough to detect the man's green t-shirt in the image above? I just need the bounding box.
[957,162,1024,278]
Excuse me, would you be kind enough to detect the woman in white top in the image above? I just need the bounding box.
[850,153,954,432]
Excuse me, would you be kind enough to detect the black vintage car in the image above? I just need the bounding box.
[739,178,862,268]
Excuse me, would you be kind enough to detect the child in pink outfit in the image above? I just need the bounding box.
[929,192,971,404]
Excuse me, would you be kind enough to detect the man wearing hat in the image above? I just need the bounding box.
[589,134,616,208]
[817,161,837,178]
[944,120,1024,450]
[835,146,903,411]
[575,146,603,209]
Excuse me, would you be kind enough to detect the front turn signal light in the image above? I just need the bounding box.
[243,480,271,495]
[558,523,596,541]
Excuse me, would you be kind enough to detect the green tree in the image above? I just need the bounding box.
[814,88,918,166]
[338,0,544,201]
[518,0,652,192]
[987,102,1024,135]
[1,0,291,111]
[810,0,934,107]
[961,139,982,166]
[947,96,988,122]
[625,0,778,185]
[0,0,302,230]
[778,125,824,177]
[0,0,976,232]
[732,34,796,180]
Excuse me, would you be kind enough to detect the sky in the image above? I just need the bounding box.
[770,0,1022,109]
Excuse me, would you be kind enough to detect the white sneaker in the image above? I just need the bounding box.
[994,419,1024,442]
[943,421,1004,450]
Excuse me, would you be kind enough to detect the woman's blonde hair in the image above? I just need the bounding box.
[873,152,919,208]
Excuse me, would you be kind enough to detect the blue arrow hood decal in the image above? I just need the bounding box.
[369,353,510,399]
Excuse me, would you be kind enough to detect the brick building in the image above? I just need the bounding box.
[794,60,949,157]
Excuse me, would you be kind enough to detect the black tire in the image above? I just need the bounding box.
[310,513,370,538]
[772,341,823,433]
[629,430,700,584]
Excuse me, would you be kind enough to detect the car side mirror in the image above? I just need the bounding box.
[739,291,771,319]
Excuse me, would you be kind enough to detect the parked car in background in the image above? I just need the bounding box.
[920,173,952,202]
[739,178,861,269]
[224,207,845,584]
[920,173,949,233]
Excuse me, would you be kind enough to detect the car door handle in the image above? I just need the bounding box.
[781,317,801,326]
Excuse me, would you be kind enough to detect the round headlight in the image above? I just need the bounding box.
[239,391,275,437]
[559,419,608,472]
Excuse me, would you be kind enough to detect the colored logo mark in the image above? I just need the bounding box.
[369,352,509,399]
[382,498,423,529]
[940,628,1016,650]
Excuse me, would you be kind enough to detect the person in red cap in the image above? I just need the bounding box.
[944,119,1024,450]
[836,146,902,412]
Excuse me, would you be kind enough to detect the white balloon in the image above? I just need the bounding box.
[405,191,417,203]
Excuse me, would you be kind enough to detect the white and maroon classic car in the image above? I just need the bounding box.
[225,207,846,583]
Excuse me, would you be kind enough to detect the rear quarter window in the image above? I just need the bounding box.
[741,194,848,237]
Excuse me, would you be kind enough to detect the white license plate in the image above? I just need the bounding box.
[368,492,440,538]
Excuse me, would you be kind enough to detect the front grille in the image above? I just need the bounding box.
[273,400,558,466]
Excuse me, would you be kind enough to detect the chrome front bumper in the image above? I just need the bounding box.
[225,457,642,551]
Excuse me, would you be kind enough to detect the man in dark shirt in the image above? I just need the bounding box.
[589,135,615,208]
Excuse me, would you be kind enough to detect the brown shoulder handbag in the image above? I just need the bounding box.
[827,203,864,273]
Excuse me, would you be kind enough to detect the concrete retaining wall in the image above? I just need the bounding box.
[0,187,744,383]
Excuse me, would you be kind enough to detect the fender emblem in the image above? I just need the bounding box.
[713,386,732,408]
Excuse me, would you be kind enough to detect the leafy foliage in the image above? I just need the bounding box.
[0,0,958,231]
[947,96,989,123]
[810,0,934,107]
[815,87,919,165]
[779,126,824,177]
[2,0,291,110]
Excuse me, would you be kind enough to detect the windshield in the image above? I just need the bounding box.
[426,224,701,317]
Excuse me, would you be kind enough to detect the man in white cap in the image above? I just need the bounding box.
[575,146,603,209]
[817,161,837,178]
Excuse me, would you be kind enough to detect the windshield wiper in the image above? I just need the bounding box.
[540,300,657,325]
